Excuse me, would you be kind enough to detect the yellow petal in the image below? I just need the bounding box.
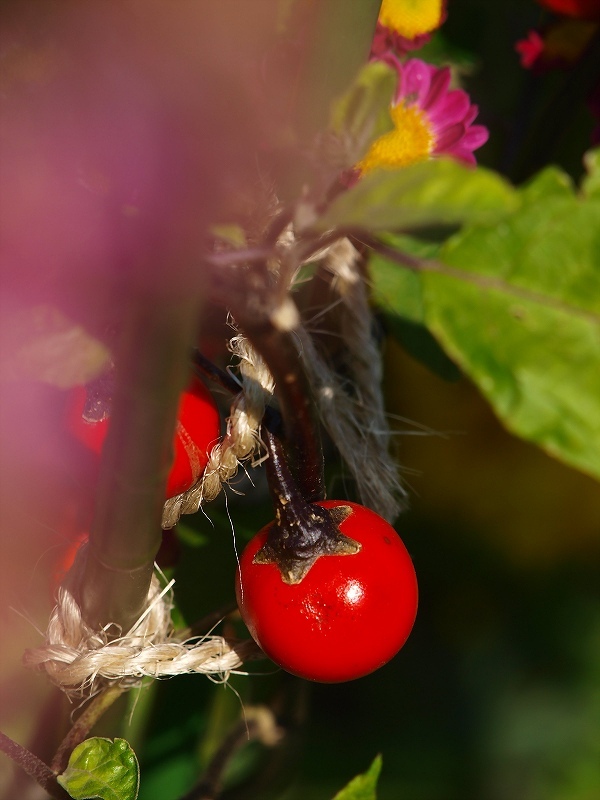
[358,102,434,173]
[379,0,445,39]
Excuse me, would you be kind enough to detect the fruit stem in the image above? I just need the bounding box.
[239,306,326,503]
[258,425,358,583]
[191,348,242,395]
[263,426,321,551]
[178,706,282,800]
[51,686,125,774]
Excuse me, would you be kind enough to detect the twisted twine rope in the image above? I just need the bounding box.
[24,546,259,698]
[162,336,274,529]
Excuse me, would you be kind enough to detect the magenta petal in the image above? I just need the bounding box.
[461,124,489,149]
[463,104,480,127]
[400,59,434,105]
[422,67,451,111]
[431,90,471,127]
[445,147,477,165]
[434,123,465,151]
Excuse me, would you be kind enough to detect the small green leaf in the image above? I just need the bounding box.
[0,305,110,388]
[316,158,518,233]
[332,754,382,800]
[329,61,396,165]
[57,737,139,800]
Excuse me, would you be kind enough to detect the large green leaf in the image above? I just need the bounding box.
[370,161,600,480]
[57,738,139,800]
[315,159,518,233]
[371,250,461,380]
[332,754,382,800]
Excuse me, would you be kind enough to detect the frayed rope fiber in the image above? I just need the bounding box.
[24,545,259,698]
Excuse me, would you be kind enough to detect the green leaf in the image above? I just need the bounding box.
[57,738,139,800]
[370,250,461,380]
[315,159,518,233]
[332,754,382,800]
[370,234,442,324]
[0,305,110,388]
[329,60,396,165]
[415,166,600,480]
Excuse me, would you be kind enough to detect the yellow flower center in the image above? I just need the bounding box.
[379,0,444,39]
[358,102,434,173]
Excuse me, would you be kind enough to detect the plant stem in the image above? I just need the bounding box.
[247,316,325,502]
[51,686,125,774]
[0,731,71,800]
[179,707,282,800]
[78,297,199,632]
[191,349,242,395]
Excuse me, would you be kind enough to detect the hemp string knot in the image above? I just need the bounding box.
[24,546,259,699]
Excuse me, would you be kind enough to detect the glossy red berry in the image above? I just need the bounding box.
[235,500,418,683]
[66,376,220,499]
[167,377,220,497]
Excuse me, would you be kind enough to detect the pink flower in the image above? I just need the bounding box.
[358,58,489,173]
[515,30,546,69]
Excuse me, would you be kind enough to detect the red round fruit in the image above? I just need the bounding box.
[166,377,220,498]
[65,376,220,499]
[235,500,418,682]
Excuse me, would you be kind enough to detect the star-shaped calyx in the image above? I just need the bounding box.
[254,502,360,584]
[257,416,361,584]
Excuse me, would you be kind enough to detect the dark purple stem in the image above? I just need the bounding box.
[0,731,71,800]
